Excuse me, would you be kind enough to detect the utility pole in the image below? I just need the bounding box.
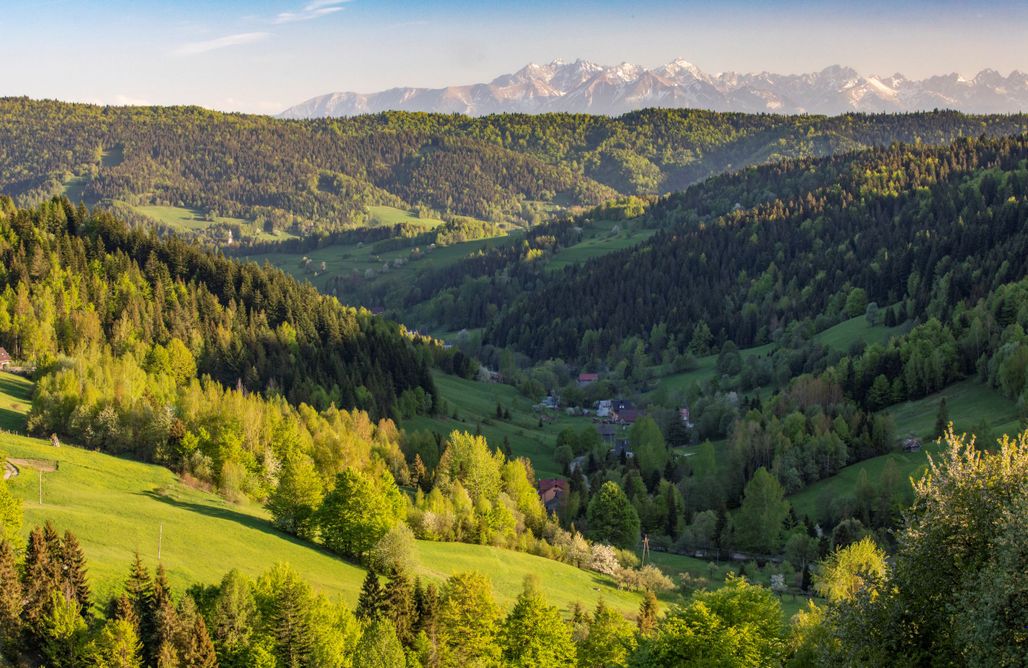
[158,523,164,562]
[641,534,650,566]
[38,471,42,505]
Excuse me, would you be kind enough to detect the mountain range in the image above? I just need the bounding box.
[279,59,1028,118]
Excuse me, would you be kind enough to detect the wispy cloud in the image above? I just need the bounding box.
[174,32,270,56]
[273,0,350,24]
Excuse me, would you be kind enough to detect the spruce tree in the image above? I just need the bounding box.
[61,530,91,616]
[384,572,416,646]
[110,593,140,629]
[0,539,23,658]
[150,564,181,667]
[182,605,218,668]
[22,525,60,630]
[125,552,153,624]
[413,580,439,638]
[637,590,658,636]
[270,574,314,668]
[934,398,949,439]
[355,570,386,622]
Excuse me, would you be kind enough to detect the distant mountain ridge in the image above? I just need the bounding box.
[280,59,1028,118]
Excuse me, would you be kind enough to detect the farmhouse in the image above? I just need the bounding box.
[537,478,568,513]
[577,372,599,387]
[0,347,10,368]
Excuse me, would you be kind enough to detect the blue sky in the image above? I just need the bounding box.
[2,0,1025,114]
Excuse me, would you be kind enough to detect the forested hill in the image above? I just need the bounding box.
[0,196,435,416]
[482,134,1028,361]
[5,98,1028,238]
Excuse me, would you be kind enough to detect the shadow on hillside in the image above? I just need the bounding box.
[138,489,352,562]
[0,407,27,432]
[0,374,32,403]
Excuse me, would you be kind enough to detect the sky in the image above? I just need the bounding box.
[1,0,1026,114]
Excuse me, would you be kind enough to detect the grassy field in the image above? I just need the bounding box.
[545,219,656,271]
[653,342,776,396]
[403,371,600,480]
[647,551,812,618]
[787,445,942,522]
[249,227,513,295]
[651,315,908,398]
[790,379,1022,522]
[885,378,1023,441]
[129,204,295,242]
[0,372,642,614]
[813,314,909,352]
[366,205,444,229]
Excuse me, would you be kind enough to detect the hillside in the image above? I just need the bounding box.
[0,372,644,615]
[485,135,1028,361]
[6,99,1028,243]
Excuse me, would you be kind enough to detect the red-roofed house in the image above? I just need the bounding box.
[577,372,599,387]
[537,478,568,513]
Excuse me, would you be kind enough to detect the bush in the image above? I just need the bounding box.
[368,524,419,576]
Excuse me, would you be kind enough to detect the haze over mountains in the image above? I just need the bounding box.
[280,59,1028,118]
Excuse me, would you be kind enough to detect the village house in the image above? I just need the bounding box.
[537,478,568,513]
[679,406,694,428]
[595,399,612,418]
[0,347,10,369]
[577,372,599,387]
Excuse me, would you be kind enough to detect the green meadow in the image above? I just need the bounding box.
[0,373,643,614]
[403,371,600,480]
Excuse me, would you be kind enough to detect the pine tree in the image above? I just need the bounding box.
[0,539,23,658]
[23,525,60,630]
[270,574,314,668]
[637,590,658,636]
[43,521,64,562]
[182,608,219,668]
[413,580,439,638]
[61,530,91,616]
[384,572,417,646]
[355,570,386,622]
[150,564,181,668]
[125,552,153,624]
[412,454,428,491]
[934,398,949,439]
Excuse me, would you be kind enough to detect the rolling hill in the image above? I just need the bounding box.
[0,372,645,615]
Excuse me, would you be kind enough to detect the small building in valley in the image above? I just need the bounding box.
[577,372,599,387]
[537,478,568,513]
[903,436,922,453]
[0,347,10,369]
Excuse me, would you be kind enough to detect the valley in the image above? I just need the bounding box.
[0,98,1026,667]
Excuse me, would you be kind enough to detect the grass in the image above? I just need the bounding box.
[249,229,513,295]
[129,204,295,242]
[366,205,444,229]
[545,220,656,271]
[651,314,909,398]
[0,372,642,614]
[885,378,1022,441]
[812,314,909,352]
[647,551,813,618]
[653,342,776,397]
[790,379,1023,522]
[403,371,600,480]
